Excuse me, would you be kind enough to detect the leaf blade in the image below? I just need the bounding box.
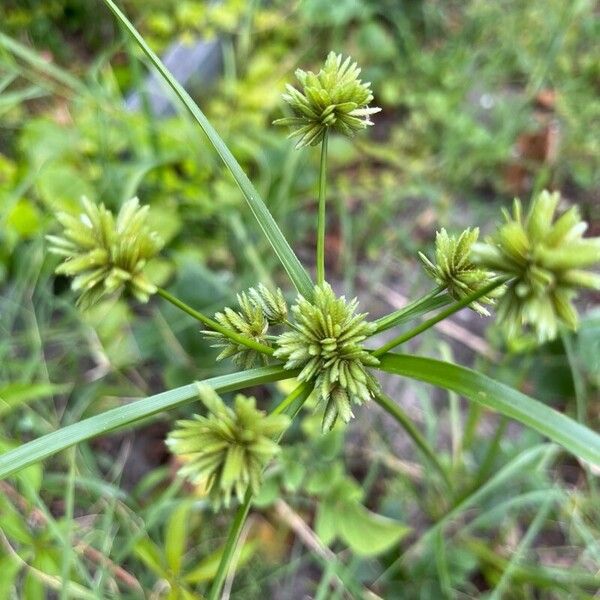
[0,366,297,480]
[378,353,600,466]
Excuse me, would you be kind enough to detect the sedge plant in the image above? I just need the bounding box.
[1,2,600,597]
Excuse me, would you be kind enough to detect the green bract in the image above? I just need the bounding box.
[273,51,381,148]
[275,283,380,431]
[419,228,500,316]
[473,190,600,342]
[166,384,289,509]
[47,197,162,309]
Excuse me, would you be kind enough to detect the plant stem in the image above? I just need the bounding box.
[373,286,447,334]
[207,383,312,600]
[316,131,329,285]
[157,287,274,357]
[373,389,452,490]
[373,278,507,357]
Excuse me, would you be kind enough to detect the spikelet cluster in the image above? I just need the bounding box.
[167,385,289,508]
[273,52,381,148]
[47,197,162,308]
[419,228,500,316]
[473,190,600,342]
[275,283,379,431]
[203,286,287,368]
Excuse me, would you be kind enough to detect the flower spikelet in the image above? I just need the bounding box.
[274,283,379,431]
[247,284,288,324]
[166,384,289,509]
[273,52,381,148]
[203,292,270,369]
[419,228,500,316]
[473,190,600,342]
[47,197,162,309]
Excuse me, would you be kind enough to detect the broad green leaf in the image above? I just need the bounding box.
[378,353,600,466]
[165,501,192,576]
[337,501,410,556]
[0,365,298,481]
[101,0,314,299]
[0,383,70,417]
[184,541,256,584]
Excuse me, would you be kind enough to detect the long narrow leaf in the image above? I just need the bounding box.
[378,353,600,466]
[0,366,296,480]
[101,0,313,298]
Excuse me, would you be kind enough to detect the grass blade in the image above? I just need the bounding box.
[101,0,314,298]
[377,353,600,466]
[0,366,296,480]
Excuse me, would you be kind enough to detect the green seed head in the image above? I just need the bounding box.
[203,291,270,369]
[419,227,500,316]
[166,384,289,509]
[47,197,162,309]
[275,283,379,431]
[273,52,381,149]
[473,190,600,342]
[247,283,288,324]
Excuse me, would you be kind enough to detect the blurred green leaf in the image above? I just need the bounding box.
[134,537,166,578]
[36,163,94,213]
[165,502,192,576]
[184,541,256,584]
[337,501,410,556]
[0,383,70,417]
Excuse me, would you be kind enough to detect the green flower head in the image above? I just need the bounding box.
[419,228,500,316]
[166,384,289,509]
[274,283,380,431]
[203,290,272,369]
[473,190,600,342]
[247,283,288,325]
[47,197,162,309]
[273,52,381,148]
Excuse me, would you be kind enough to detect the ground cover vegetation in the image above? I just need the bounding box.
[1,1,599,598]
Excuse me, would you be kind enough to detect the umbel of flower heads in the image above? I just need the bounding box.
[166,384,289,509]
[274,52,381,148]
[47,197,162,309]
[419,227,501,316]
[473,190,600,342]
[275,283,380,431]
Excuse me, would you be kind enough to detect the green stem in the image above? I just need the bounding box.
[207,383,312,600]
[316,131,329,285]
[373,278,508,357]
[373,286,447,334]
[157,287,274,357]
[373,389,452,490]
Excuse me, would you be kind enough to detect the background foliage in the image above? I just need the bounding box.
[1,0,598,597]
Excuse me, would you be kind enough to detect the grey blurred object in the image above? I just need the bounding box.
[125,38,223,116]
